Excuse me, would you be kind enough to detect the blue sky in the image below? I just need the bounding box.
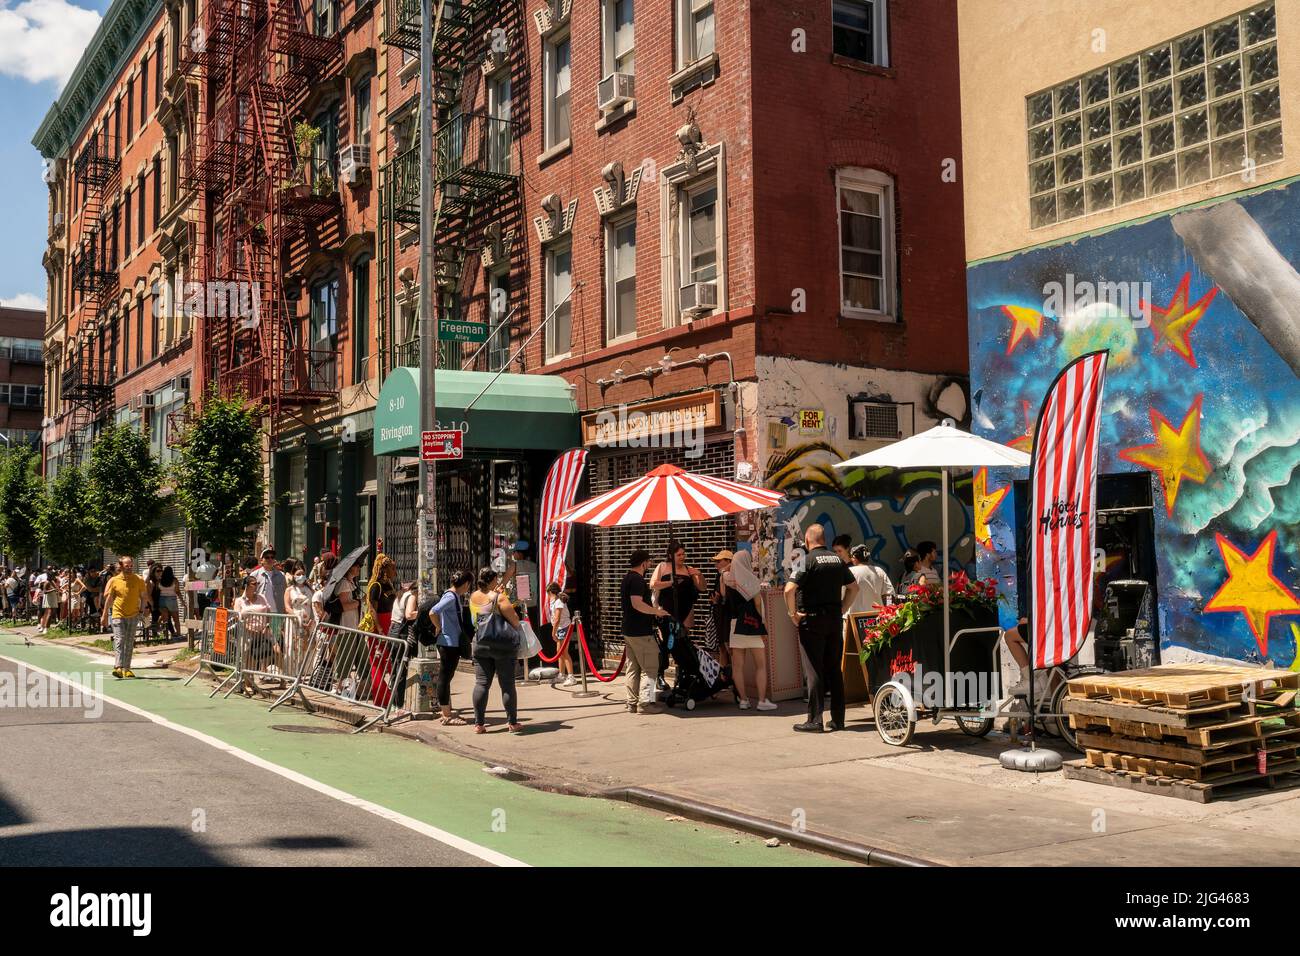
[0,0,110,310]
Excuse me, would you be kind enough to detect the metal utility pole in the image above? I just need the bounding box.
[417,0,437,604]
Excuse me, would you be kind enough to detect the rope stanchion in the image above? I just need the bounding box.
[535,624,573,664]
[574,619,626,683]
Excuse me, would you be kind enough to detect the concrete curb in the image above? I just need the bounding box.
[605,786,941,867]
[380,720,940,866]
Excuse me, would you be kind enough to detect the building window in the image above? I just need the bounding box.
[833,0,888,66]
[113,100,121,156]
[136,295,145,366]
[141,55,149,122]
[151,281,161,357]
[311,276,340,389]
[353,75,372,148]
[606,214,637,341]
[487,73,512,174]
[155,35,164,107]
[153,156,162,229]
[544,32,571,149]
[123,190,132,254]
[604,0,635,75]
[352,255,371,383]
[312,108,339,189]
[682,183,717,286]
[544,242,572,359]
[677,0,714,67]
[121,302,130,374]
[487,269,511,372]
[137,173,146,246]
[314,0,337,37]
[1027,2,1279,228]
[836,167,895,320]
[661,144,727,325]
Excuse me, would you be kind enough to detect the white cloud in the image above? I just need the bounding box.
[0,292,45,309]
[0,0,101,88]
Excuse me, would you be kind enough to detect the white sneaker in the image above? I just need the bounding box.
[756,699,777,711]
[561,675,577,687]
[738,698,751,710]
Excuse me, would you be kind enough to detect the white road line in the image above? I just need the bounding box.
[0,650,529,868]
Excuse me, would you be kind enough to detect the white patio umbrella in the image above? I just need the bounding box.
[834,419,1031,656]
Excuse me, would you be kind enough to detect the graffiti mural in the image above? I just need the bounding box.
[762,439,976,589]
[968,183,1300,667]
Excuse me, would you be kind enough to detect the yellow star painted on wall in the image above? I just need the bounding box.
[1000,305,1045,356]
[1007,399,1035,453]
[1139,272,1217,368]
[973,467,1009,552]
[1118,394,1212,517]
[1204,530,1300,657]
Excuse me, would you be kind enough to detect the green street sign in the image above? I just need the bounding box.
[439,319,488,343]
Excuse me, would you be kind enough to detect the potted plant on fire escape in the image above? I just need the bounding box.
[283,121,321,203]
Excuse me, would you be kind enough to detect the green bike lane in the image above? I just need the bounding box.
[0,638,845,867]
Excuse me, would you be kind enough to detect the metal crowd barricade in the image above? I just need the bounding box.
[183,606,242,697]
[271,621,409,733]
[233,611,305,689]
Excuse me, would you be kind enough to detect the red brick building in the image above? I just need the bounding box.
[370,0,972,645]
[0,307,46,450]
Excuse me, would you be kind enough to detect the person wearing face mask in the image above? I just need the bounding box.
[284,559,315,633]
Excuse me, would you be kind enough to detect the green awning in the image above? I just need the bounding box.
[373,367,580,455]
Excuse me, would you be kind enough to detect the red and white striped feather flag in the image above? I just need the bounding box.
[1030,351,1109,668]
[537,448,588,624]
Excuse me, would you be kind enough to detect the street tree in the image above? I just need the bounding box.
[87,424,166,558]
[172,393,265,560]
[37,465,100,567]
[0,447,43,565]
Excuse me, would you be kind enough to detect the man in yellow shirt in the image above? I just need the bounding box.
[100,556,150,679]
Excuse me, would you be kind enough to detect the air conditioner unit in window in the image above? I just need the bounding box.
[132,394,157,412]
[597,73,635,112]
[679,281,718,315]
[53,212,64,230]
[337,143,371,185]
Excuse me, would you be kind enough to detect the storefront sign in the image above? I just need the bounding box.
[439,319,489,343]
[421,429,464,461]
[581,390,720,447]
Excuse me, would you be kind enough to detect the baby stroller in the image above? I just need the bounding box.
[661,619,735,710]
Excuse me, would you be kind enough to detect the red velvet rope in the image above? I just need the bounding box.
[534,623,574,664]
[574,620,626,683]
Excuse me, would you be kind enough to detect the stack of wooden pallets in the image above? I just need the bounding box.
[1061,663,1300,803]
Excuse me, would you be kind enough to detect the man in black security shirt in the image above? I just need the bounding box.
[784,523,858,733]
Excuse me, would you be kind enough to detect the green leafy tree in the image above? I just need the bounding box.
[172,393,266,559]
[37,465,101,567]
[86,424,166,557]
[0,447,43,564]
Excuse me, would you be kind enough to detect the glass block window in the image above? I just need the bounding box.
[1027,2,1279,228]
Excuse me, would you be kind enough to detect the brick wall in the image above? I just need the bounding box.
[749,0,969,376]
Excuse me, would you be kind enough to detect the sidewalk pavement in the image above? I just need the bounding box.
[386,665,1300,866]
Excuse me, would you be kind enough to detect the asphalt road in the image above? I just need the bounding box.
[0,656,485,866]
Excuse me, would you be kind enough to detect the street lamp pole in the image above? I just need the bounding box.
[417,0,438,606]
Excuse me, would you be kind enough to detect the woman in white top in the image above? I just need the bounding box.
[546,582,575,686]
[234,576,272,695]
[846,544,895,615]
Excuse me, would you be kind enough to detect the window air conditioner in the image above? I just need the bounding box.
[337,144,371,185]
[679,281,718,315]
[597,73,635,112]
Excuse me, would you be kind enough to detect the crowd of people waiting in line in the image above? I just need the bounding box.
[12,530,941,735]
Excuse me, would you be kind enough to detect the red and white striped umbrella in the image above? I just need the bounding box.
[554,463,784,527]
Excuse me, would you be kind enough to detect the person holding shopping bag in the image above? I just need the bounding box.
[470,570,526,734]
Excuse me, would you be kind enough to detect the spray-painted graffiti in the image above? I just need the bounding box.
[762,440,976,588]
[968,183,1300,667]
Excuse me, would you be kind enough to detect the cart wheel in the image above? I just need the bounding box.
[873,684,915,746]
[956,715,994,737]
[1049,681,1080,751]
[686,698,696,710]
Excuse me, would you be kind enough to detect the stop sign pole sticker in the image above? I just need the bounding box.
[421,429,464,461]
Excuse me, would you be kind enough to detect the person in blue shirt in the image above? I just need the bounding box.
[430,570,474,725]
